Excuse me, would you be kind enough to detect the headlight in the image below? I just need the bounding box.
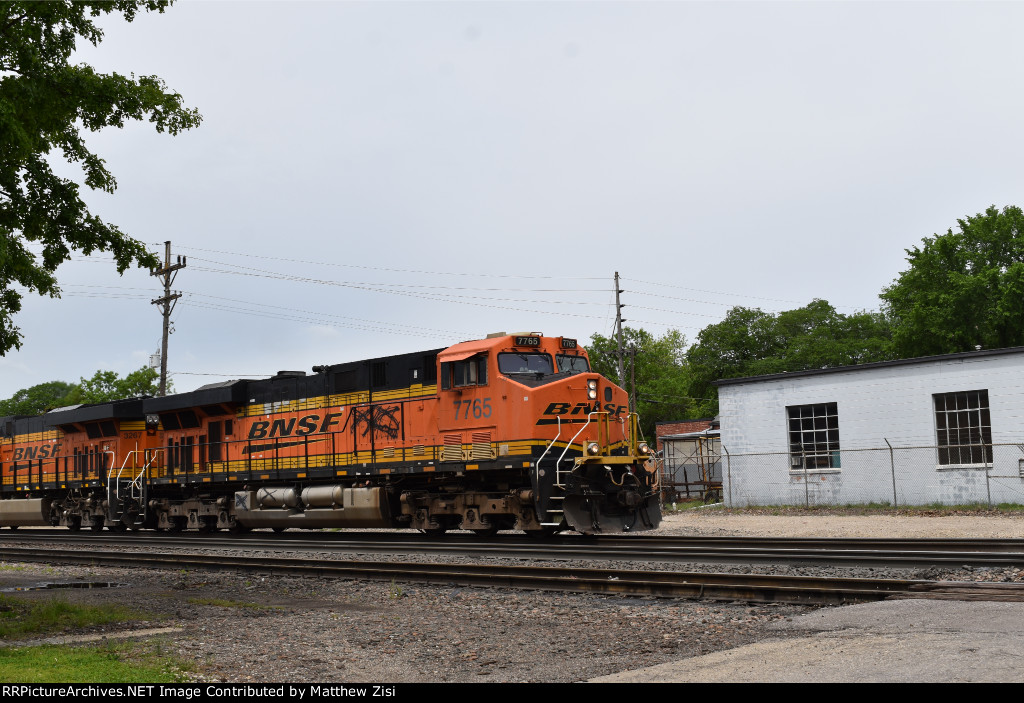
[638,442,650,455]
[587,379,598,400]
[587,442,600,455]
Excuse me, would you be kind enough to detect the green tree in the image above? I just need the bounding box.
[686,300,894,415]
[587,327,694,439]
[0,380,76,416]
[0,1,201,354]
[880,205,1024,358]
[70,366,162,404]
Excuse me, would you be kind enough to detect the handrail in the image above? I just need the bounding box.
[535,415,562,489]
[110,449,162,501]
[102,450,116,481]
[558,411,605,469]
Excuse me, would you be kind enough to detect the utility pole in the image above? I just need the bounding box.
[150,241,186,396]
[614,271,626,386]
[629,344,637,415]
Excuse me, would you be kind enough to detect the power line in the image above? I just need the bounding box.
[156,244,608,281]
[626,276,862,310]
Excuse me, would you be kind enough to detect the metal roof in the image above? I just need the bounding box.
[713,346,1024,387]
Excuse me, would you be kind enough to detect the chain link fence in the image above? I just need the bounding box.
[718,442,1024,508]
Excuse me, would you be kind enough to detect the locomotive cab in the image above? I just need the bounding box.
[432,333,661,534]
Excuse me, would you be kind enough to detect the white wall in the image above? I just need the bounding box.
[717,352,1024,507]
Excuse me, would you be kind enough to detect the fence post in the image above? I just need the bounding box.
[986,444,992,507]
[723,445,731,507]
[802,450,809,507]
[884,438,898,508]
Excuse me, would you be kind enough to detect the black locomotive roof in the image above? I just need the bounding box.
[134,347,447,414]
[143,379,250,413]
[43,398,145,425]
[0,414,45,438]
[245,348,444,404]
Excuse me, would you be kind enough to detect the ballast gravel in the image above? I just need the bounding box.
[1,509,1022,683]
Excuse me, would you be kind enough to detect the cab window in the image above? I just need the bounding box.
[556,354,590,373]
[441,355,488,389]
[498,352,554,376]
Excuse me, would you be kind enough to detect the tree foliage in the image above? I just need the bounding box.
[686,300,894,415]
[880,205,1024,358]
[0,1,201,354]
[0,366,162,415]
[0,380,76,416]
[587,327,694,439]
[72,366,162,404]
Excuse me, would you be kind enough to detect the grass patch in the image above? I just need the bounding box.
[186,597,279,610]
[0,595,153,641]
[0,641,191,683]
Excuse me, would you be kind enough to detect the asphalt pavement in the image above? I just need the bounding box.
[590,598,1024,683]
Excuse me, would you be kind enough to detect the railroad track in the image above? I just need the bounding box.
[1,545,1023,605]
[4,530,1024,568]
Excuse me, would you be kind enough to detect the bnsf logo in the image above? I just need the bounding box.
[247,412,344,440]
[12,445,61,460]
[543,402,627,417]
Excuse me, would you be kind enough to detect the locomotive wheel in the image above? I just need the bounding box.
[472,525,499,537]
[228,522,251,534]
[89,521,104,533]
[8,525,17,531]
[272,526,287,533]
[198,517,218,533]
[422,527,447,537]
[107,522,127,533]
[166,516,186,533]
[66,517,81,532]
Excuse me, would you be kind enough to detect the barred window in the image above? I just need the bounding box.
[934,390,992,466]
[787,403,840,470]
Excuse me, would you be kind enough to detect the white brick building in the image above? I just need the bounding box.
[715,347,1024,507]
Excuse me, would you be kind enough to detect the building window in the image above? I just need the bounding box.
[787,403,840,470]
[934,390,992,466]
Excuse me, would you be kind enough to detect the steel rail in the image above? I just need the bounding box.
[8,529,1024,551]
[0,545,919,604]
[1,545,1022,605]
[3,531,1024,568]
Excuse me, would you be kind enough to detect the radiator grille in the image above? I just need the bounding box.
[470,431,494,460]
[442,434,464,461]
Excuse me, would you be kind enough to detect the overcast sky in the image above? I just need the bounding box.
[3,0,1023,399]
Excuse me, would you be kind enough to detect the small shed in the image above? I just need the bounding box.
[658,419,722,502]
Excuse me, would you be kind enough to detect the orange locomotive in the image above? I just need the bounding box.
[0,333,662,535]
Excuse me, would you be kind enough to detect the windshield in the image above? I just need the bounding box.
[498,352,554,375]
[556,354,590,373]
